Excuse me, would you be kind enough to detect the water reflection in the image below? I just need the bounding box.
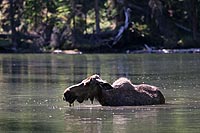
[64,105,174,133]
[0,54,200,132]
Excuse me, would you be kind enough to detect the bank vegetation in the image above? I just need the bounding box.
[0,0,199,53]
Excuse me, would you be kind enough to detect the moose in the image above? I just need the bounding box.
[63,74,165,106]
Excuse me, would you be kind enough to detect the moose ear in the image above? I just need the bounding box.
[82,76,91,86]
[99,82,113,90]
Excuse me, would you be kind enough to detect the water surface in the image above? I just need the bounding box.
[0,54,200,132]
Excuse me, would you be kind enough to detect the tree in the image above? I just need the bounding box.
[190,0,198,41]
[8,0,24,50]
[0,0,200,52]
[95,0,100,33]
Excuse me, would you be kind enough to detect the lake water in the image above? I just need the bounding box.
[0,54,200,132]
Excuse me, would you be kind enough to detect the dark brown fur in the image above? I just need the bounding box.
[63,74,165,106]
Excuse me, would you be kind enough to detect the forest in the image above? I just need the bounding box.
[0,0,200,53]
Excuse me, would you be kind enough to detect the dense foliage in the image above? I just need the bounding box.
[0,0,199,53]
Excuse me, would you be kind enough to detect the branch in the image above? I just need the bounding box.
[112,8,131,46]
[18,32,40,40]
[129,4,147,13]
[0,32,40,40]
[175,22,200,36]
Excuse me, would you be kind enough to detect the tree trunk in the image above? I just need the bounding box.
[9,0,17,50]
[191,0,198,41]
[95,0,100,34]
[71,0,76,45]
[34,1,38,30]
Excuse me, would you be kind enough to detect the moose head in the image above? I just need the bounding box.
[63,74,112,106]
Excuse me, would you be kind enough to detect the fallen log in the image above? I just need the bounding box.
[129,45,200,54]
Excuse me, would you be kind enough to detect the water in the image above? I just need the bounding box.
[0,54,200,132]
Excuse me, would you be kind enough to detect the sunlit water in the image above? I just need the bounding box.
[0,54,200,132]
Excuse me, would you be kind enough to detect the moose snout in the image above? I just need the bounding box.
[63,90,77,104]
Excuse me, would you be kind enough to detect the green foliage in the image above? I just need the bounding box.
[23,0,58,29]
[133,22,149,35]
[55,1,71,17]
[0,0,200,52]
[0,1,10,32]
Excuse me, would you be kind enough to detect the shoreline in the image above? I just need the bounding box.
[51,48,200,54]
[1,48,200,54]
[127,48,200,54]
